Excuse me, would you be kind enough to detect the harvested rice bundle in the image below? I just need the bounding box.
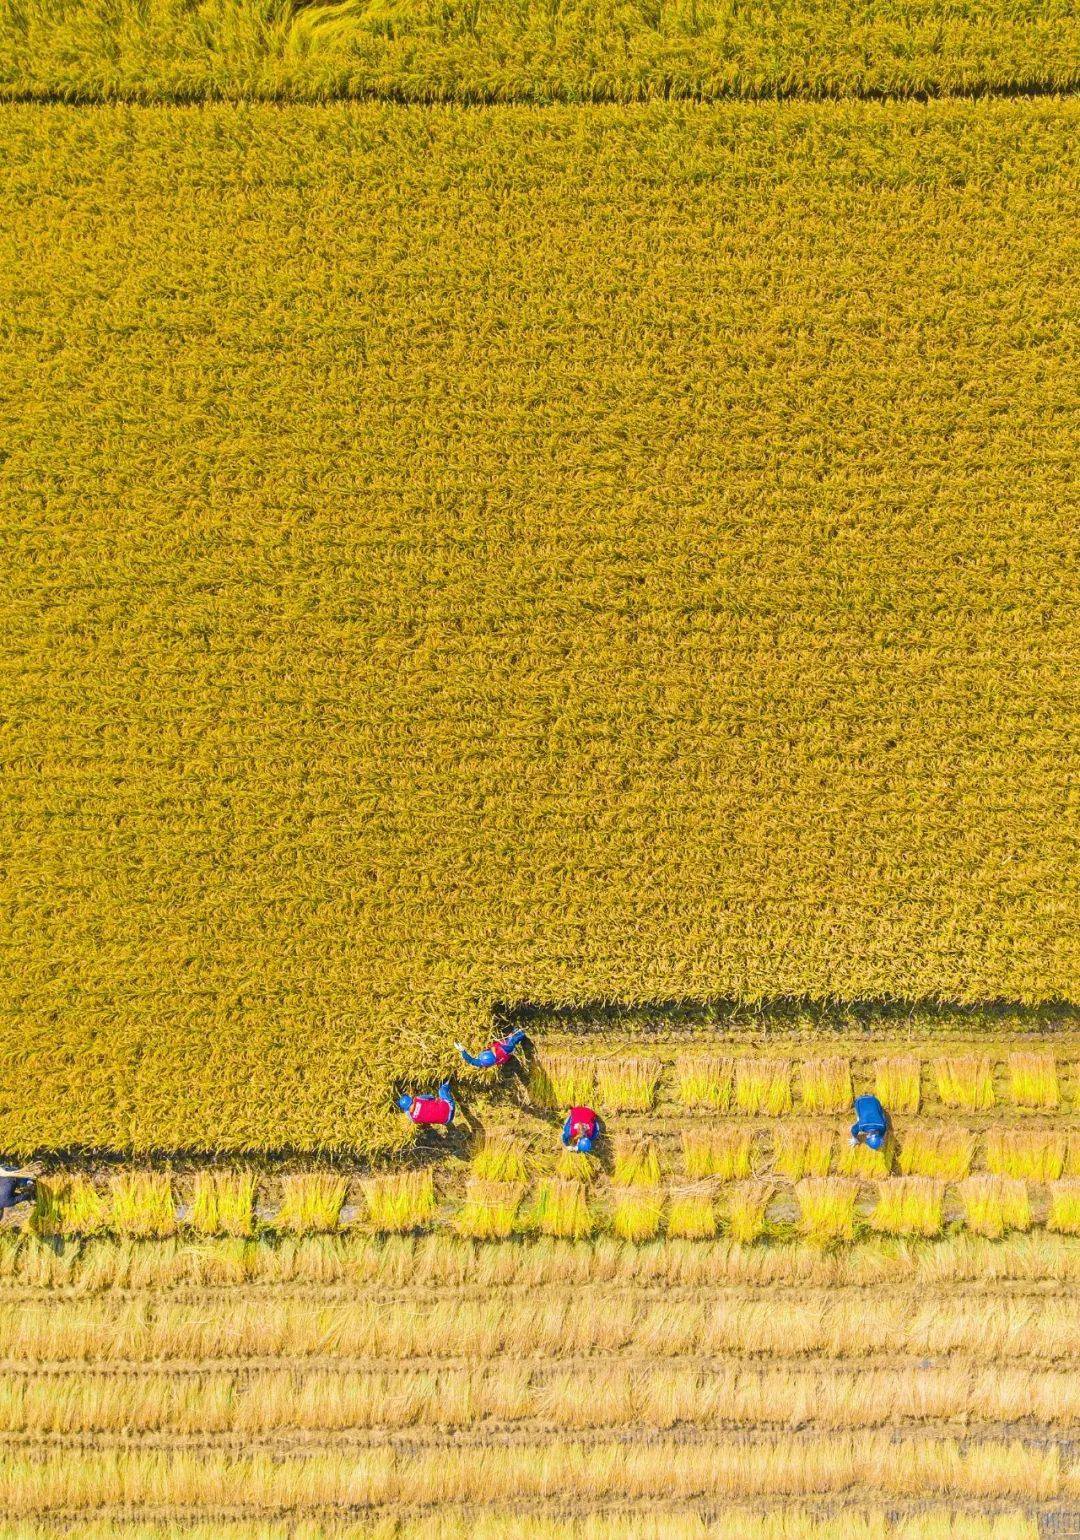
[682,1127,754,1181]
[454,1179,525,1240]
[273,1173,348,1234]
[985,1128,1065,1182]
[674,1055,733,1110]
[189,1171,257,1238]
[932,1055,994,1111]
[528,1054,593,1110]
[471,1132,530,1183]
[958,1176,1032,1239]
[555,1149,597,1181]
[612,1139,661,1189]
[361,1170,436,1234]
[795,1178,860,1244]
[897,1126,974,1181]
[1007,1051,1059,1109]
[835,1135,891,1179]
[1046,1181,1080,1235]
[612,1186,664,1242]
[726,1180,775,1244]
[869,1177,945,1238]
[30,1176,107,1239]
[874,1054,922,1114]
[666,1184,718,1240]
[798,1057,852,1113]
[734,1059,792,1116]
[596,1056,662,1112]
[773,1123,833,1181]
[108,1171,177,1239]
[530,1179,593,1240]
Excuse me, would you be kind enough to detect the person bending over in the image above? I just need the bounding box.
[850,1094,888,1151]
[397,1082,456,1127]
[455,1029,527,1070]
[562,1106,600,1155]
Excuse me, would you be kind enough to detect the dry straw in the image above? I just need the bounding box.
[595,1056,662,1112]
[528,1054,594,1111]
[773,1123,833,1180]
[932,1055,995,1110]
[795,1178,860,1244]
[361,1170,436,1234]
[897,1126,974,1181]
[665,1184,718,1240]
[734,1059,792,1116]
[1007,1051,1059,1109]
[472,1132,529,1183]
[1047,1180,1080,1235]
[108,1172,177,1239]
[985,1127,1065,1182]
[726,1180,775,1244]
[874,1054,922,1114]
[454,1179,525,1239]
[869,1178,945,1238]
[958,1177,1032,1239]
[189,1172,257,1237]
[612,1187,664,1242]
[682,1127,754,1180]
[674,1055,733,1110]
[273,1173,347,1234]
[530,1179,593,1240]
[798,1057,851,1113]
[30,1177,106,1239]
[612,1140,661,1189]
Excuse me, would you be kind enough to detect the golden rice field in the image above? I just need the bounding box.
[3,0,1078,103]
[2,97,1078,1155]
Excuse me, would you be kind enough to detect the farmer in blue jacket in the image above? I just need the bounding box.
[850,1094,889,1151]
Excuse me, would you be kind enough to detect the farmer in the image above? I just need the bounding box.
[850,1094,889,1151]
[0,1160,35,1211]
[562,1106,600,1155]
[455,1028,527,1070]
[397,1081,456,1127]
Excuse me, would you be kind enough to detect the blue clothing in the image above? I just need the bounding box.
[0,1175,33,1209]
[458,1029,526,1069]
[851,1094,888,1149]
[561,1108,599,1153]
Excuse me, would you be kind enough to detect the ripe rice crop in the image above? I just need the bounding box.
[984,1127,1065,1182]
[29,1177,105,1239]
[874,1055,922,1114]
[529,1055,594,1112]
[555,1149,596,1182]
[726,1181,775,1244]
[798,1058,851,1114]
[674,1056,733,1111]
[595,1056,662,1113]
[795,1179,860,1245]
[835,1137,891,1179]
[1007,1051,1060,1109]
[454,1178,525,1239]
[683,1128,754,1181]
[0,101,1078,1157]
[107,1172,176,1239]
[897,1127,974,1181]
[189,1172,257,1238]
[1047,1180,1080,1235]
[869,1178,945,1238]
[272,1172,347,1233]
[612,1140,661,1189]
[530,1179,593,1240]
[958,1177,1032,1240]
[360,1170,435,1234]
[472,1132,530,1184]
[734,1060,793,1117]
[612,1187,664,1243]
[773,1124,834,1181]
[665,1185,718,1240]
[932,1055,995,1111]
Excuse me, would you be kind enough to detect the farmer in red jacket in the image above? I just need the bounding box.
[455,1028,527,1071]
[396,1081,456,1127]
[562,1106,600,1155]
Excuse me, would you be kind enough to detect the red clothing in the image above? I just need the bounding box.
[568,1106,598,1142]
[490,1040,511,1066]
[409,1095,453,1125]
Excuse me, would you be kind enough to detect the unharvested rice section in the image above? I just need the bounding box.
[1,100,1078,1155]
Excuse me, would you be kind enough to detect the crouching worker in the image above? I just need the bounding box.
[850,1094,889,1151]
[455,1029,527,1070]
[0,1160,36,1212]
[562,1106,600,1155]
[397,1082,456,1127]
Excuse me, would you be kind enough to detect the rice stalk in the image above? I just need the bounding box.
[30,1178,106,1239]
[1007,1051,1059,1109]
[361,1170,436,1234]
[674,1055,733,1110]
[555,1149,596,1181]
[528,1054,594,1111]
[1046,1180,1080,1235]
[773,1123,833,1180]
[984,1127,1065,1182]
[595,1056,662,1112]
[798,1057,851,1113]
[611,1187,663,1242]
[665,1185,718,1240]
[108,1172,177,1239]
[530,1179,593,1240]
[726,1181,775,1244]
[958,1177,1032,1239]
[795,1178,860,1244]
[897,1126,974,1181]
[932,1055,994,1111]
[611,1139,661,1189]
[874,1054,922,1114]
[835,1136,891,1179]
[869,1178,945,1238]
[189,1172,257,1238]
[734,1059,792,1116]
[273,1173,348,1234]
[471,1132,530,1184]
[682,1127,754,1180]
[454,1179,525,1240]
